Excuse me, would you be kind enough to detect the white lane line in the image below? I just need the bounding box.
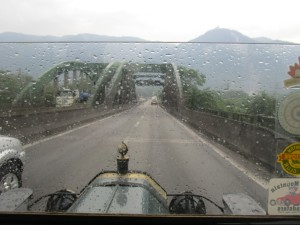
[165,110,269,190]
[124,103,149,144]
[23,110,125,150]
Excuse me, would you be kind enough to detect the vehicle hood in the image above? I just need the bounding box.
[67,171,169,214]
[0,135,22,150]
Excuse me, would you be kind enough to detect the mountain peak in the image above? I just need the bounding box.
[190,28,254,43]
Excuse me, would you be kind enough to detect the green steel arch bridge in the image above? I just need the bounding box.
[13,62,183,110]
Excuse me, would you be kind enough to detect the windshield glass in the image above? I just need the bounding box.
[0,0,300,220]
[1,41,299,216]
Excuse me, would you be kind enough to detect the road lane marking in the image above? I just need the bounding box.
[124,102,150,144]
[164,109,269,190]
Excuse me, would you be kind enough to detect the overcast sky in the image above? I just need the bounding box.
[1,0,300,42]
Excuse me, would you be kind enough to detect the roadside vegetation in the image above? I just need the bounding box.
[0,70,33,105]
[178,66,276,117]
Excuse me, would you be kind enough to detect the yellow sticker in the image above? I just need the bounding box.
[277,143,300,176]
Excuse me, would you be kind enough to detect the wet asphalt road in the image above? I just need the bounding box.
[23,100,269,213]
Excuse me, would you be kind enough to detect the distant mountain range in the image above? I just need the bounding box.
[191,28,292,44]
[0,28,298,95]
[0,28,293,43]
[0,32,146,42]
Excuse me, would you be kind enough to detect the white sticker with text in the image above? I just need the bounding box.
[268,178,300,215]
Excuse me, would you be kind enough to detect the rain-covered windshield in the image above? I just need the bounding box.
[0,40,300,217]
[1,0,300,220]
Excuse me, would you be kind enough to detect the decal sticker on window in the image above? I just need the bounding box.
[268,178,300,215]
[277,143,300,176]
[277,92,300,136]
[284,57,300,88]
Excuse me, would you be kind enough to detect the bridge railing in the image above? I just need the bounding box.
[194,107,275,131]
[162,104,296,174]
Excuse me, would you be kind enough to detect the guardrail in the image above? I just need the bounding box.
[194,107,275,130]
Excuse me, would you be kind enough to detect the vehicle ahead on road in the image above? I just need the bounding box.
[0,142,265,216]
[151,96,158,105]
[0,135,25,194]
[151,99,158,105]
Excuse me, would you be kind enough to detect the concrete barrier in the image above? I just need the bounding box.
[0,104,135,144]
[165,106,297,172]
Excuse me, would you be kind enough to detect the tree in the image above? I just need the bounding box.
[185,87,223,110]
[177,66,226,111]
[178,66,206,91]
[246,91,276,116]
[0,71,33,104]
[220,90,250,114]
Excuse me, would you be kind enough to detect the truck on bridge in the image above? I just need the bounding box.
[55,88,92,107]
[55,88,79,107]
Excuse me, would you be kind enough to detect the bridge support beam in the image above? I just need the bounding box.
[72,70,77,83]
[117,67,136,105]
[162,63,183,111]
[64,71,69,87]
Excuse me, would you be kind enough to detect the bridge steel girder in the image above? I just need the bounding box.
[90,62,117,106]
[116,65,137,105]
[104,62,182,109]
[172,63,183,109]
[92,62,137,107]
[103,62,125,108]
[162,63,183,111]
[12,62,108,107]
[12,61,181,109]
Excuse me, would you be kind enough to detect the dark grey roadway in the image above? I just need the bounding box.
[23,100,269,213]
